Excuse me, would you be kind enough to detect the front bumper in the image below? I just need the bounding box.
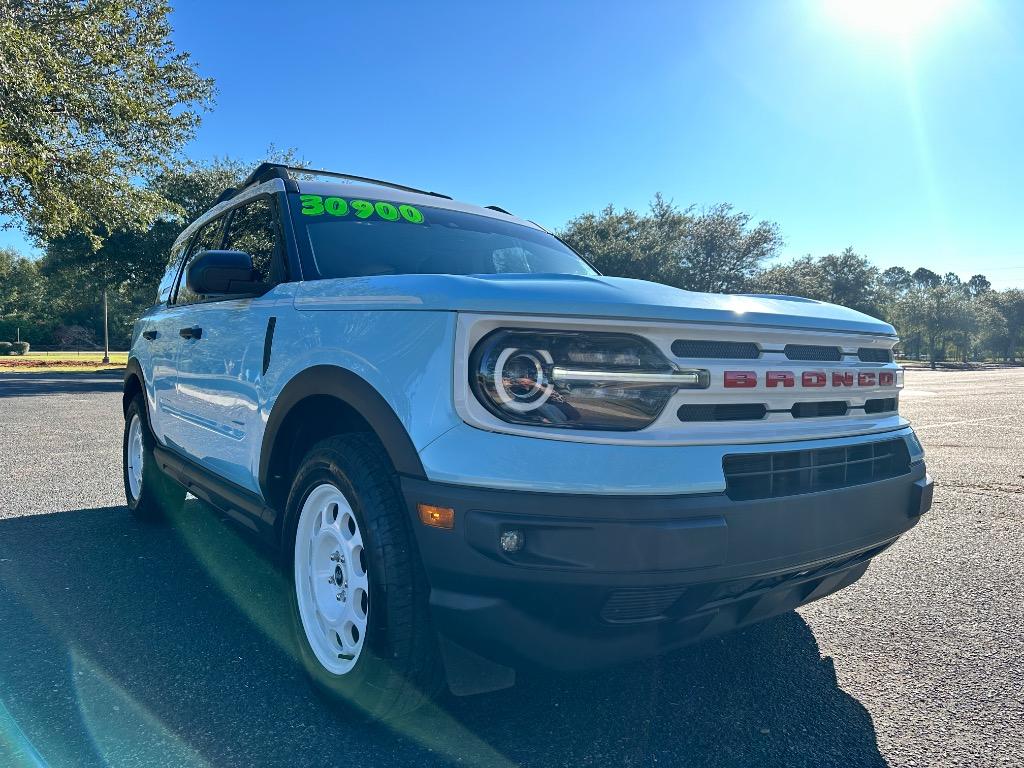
[402,460,932,672]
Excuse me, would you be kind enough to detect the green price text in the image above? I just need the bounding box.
[300,195,424,224]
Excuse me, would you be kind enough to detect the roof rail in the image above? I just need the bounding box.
[235,162,452,200]
[213,187,239,205]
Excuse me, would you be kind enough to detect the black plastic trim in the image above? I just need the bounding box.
[865,397,898,414]
[677,403,767,422]
[240,161,452,199]
[858,347,894,363]
[784,344,842,362]
[123,357,145,414]
[153,444,277,540]
[258,365,426,501]
[172,192,296,305]
[723,437,911,500]
[672,340,760,359]
[400,465,926,670]
[791,401,849,418]
[262,316,277,376]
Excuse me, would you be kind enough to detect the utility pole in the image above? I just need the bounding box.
[102,289,110,364]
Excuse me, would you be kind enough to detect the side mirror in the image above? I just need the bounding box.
[186,250,269,296]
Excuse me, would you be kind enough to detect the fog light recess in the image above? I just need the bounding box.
[499,529,525,554]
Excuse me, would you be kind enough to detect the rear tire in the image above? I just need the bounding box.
[284,433,443,720]
[122,395,185,519]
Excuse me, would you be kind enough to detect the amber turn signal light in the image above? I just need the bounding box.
[417,503,455,530]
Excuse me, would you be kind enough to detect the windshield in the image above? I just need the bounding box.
[290,192,597,279]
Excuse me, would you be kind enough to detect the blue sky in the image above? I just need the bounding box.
[4,0,1023,286]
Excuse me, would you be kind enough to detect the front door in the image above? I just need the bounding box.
[168,194,290,495]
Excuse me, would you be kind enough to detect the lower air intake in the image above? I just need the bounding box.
[723,438,912,501]
[600,585,689,623]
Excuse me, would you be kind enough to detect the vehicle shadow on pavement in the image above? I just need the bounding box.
[0,502,886,768]
[0,372,124,399]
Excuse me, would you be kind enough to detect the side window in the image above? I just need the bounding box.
[156,242,187,304]
[174,216,226,305]
[223,197,283,284]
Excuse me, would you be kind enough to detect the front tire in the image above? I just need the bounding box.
[122,395,185,518]
[284,433,443,720]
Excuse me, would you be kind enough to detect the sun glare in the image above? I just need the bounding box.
[821,0,964,43]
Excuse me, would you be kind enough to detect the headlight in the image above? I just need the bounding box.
[470,329,708,431]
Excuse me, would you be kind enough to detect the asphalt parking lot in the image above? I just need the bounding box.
[0,368,1021,768]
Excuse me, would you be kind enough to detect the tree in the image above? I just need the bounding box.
[974,298,1009,361]
[984,289,1024,361]
[676,204,782,293]
[148,156,251,222]
[879,266,913,293]
[559,195,689,284]
[0,246,41,319]
[0,0,214,245]
[967,274,991,297]
[749,248,879,315]
[37,158,250,347]
[53,323,96,349]
[560,197,781,293]
[912,267,941,289]
[807,248,879,315]
[896,280,973,368]
[748,254,820,298]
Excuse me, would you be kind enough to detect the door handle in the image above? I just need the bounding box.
[142,330,158,341]
[179,326,203,340]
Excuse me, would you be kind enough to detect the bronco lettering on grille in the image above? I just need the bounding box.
[724,370,897,388]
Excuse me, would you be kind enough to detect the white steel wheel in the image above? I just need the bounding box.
[294,483,370,675]
[126,413,144,501]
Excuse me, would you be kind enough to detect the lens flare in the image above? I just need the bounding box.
[821,0,964,42]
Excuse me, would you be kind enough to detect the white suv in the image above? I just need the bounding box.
[123,162,933,719]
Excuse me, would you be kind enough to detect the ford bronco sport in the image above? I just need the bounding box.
[123,162,933,719]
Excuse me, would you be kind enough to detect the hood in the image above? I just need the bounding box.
[293,273,896,336]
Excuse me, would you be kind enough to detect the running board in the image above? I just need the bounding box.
[153,444,279,546]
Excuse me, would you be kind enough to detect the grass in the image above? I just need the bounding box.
[0,350,128,372]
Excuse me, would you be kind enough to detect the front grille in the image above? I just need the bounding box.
[858,347,893,363]
[791,401,848,418]
[671,339,760,359]
[722,438,911,501]
[864,397,898,414]
[784,344,842,361]
[678,403,767,422]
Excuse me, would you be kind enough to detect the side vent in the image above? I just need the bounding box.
[262,316,277,376]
